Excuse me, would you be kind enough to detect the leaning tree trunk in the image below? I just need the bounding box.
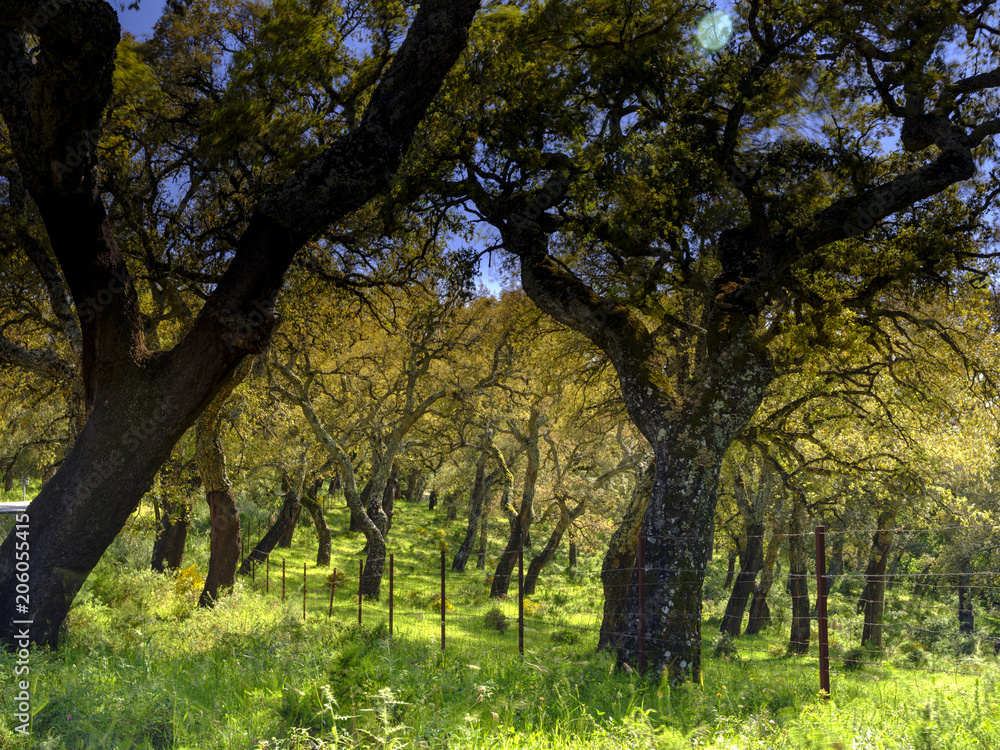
[720,521,765,636]
[491,409,541,598]
[0,0,482,652]
[239,490,302,575]
[598,462,653,651]
[453,447,490,572]
[302,479,332,567]
[787,498,810,654]
[196,358,251,605]
[745,522,782,635]
[150,492,190,573]
[857,510,894,650]
[524,498,586,596]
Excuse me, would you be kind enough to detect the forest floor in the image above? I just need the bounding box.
[1,490,999,748]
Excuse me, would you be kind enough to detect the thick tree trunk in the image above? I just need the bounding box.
[453,448,489,572]
[524,499,585,596]
[239,491,301,575]
[857,511,894,650]
[276,504,301,548]
[199,489,241,605]
[598,462,653,652]
[150,493,190,572]
[0,0,482,650]
[491,409,541,598]
[720,521,764,636]
[787,500,810,654]
[745,527,782,635]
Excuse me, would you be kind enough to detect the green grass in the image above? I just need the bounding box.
[1,496,999,748]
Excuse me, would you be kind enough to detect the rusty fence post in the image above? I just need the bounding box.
[265,555,269,594]
[638,533,647,673]
[518,546,524,657]
[815,525,831,698]
[328,567,336,618]
[282,558,286,602]
[303,562,307,621]
[440,549,446,652]
[390,554,394,636]
[358,560,364,625]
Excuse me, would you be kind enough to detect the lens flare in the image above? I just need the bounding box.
[695,11,733,53]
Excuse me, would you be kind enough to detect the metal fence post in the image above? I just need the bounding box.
[390,554,394,636]
[440,549,446,652]
[334,568,337,618]
[303,562,307,620]
[638,533,646,673]
[518,546,524,657]
[358,559,364,625]
[815,525,831,698]
[282,558,286,602]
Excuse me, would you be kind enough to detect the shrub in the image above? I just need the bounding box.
[550,629,581,645]
[483,607,509,633]
[713,633,739,659]
[175,565,204,599]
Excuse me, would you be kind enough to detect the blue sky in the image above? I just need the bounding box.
[116,1,166,38]
[110,0,506,292]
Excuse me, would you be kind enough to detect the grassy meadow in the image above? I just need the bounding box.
[1,490,999,748]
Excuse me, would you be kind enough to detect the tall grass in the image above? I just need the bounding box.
[0,496,998,748]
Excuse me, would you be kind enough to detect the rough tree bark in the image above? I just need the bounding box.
[196,358,252,605]
[0,0,482,649]
[857,510,895,650]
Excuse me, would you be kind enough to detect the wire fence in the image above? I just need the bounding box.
[235,522,1000,694]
